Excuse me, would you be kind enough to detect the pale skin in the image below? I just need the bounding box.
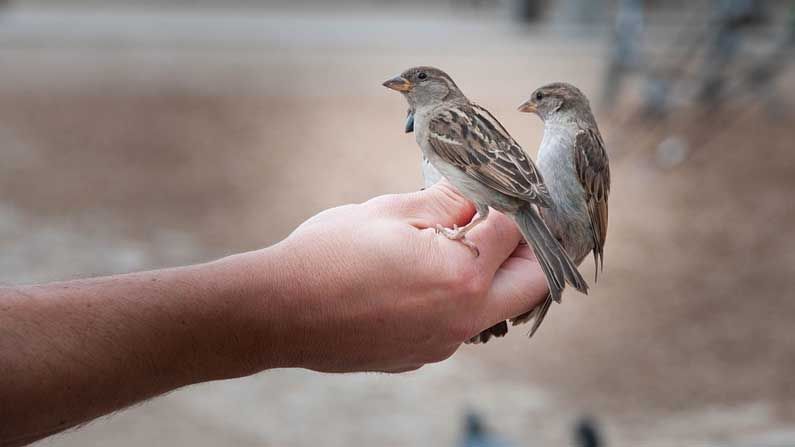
[0,182,548,446]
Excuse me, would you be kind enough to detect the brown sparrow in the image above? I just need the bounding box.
[512,83,610,337]
[383,66,589,343]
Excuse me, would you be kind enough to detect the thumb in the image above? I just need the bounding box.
[366,180,476,229]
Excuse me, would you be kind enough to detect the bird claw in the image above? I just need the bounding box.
[434,224,457,237]
[434,224,479,257]
[460,240,480,257]
[434,223,459,236]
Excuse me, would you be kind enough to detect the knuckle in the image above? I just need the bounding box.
[432,182,468,209]
[300,204,355,227]
[363,194,402,216]
[435,192,474,221]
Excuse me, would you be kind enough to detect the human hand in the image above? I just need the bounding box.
[0,182,548,444]
[237,181,549,374]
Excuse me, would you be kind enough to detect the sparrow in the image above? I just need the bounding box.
[383,66,588,343]
[512,82,610,336]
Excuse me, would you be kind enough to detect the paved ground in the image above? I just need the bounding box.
[2,5,795,447]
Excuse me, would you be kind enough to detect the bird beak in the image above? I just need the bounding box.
[382,75,413,92]
[517,100,537,114]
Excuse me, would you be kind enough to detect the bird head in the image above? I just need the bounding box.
[382,66,465,109]
[518,82,591,123]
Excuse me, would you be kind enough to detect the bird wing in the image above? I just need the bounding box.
[427,103,552,207]
[574,127,610,278]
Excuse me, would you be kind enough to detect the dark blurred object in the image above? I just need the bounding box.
[607,0,777,115]
[457,411,513,447]
[457,411,605,447]
[510,0,545,23]
[552,0,606,30]
[602,0,794,165]
[573,417,603,447]
[601,0,645,109]
[698,0,768,104]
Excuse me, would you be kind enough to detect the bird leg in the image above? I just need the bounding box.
[435,206,489,257]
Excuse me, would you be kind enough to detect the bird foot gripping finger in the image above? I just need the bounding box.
[434,224,480,256]
[434,223,460,237]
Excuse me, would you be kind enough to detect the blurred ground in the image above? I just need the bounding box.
[1,4,795,447]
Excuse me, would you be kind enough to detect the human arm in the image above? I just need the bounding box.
[0,182,549,445]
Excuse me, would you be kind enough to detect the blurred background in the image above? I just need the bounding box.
[1,0,794,445]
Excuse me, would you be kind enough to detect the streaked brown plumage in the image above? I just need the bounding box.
[383,67,589,343]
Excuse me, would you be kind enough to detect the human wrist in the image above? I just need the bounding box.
[191,243,307,379]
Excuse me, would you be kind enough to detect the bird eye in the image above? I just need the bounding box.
[417,72,427,80]
[535,91,543,101]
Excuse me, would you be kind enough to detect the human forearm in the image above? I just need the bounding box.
[0,254,282,445]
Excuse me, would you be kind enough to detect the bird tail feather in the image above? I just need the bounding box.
[515,204,588,299]
[511,204,588,337]
[510,292,552,337]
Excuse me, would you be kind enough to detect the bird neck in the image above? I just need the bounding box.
[542,120,577,137]
[543,110,579,127]
[414,97,468,115]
